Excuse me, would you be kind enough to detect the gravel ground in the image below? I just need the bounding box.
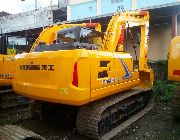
[0,102,180,140]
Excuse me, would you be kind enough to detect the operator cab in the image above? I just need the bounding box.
[0,35,8,55]
[0,34,30,55]
[34,27,103,52]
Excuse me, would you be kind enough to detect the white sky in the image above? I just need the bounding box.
[0,0,58,14]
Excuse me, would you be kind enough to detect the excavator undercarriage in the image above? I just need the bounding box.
[30,88,153,140]
[77,88,153,139]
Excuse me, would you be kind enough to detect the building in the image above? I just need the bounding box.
[0,0,179,61]
[58,0,69,8]
[67,0,180,61]
[67,0,180,21]
[0,1,69,48]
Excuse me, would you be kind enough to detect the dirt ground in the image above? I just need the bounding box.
[0,102,180,140]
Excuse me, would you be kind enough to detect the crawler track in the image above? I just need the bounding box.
[76,88,154,140]
[0,87,31,110]
[171,86,180,119]
[0,125,45,140]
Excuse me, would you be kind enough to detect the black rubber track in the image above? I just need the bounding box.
[76,88,153,140]
[171,86,180,120]
[0,125,45,140]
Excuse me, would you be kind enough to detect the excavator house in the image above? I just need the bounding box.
[13,11,154,139]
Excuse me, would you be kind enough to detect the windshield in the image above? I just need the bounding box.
[56,27,103,50]
[0,35,29,55]
[57,30,77,43]
[80,27,103,49]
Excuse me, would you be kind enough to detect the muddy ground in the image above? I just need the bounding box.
[0,102,180,140]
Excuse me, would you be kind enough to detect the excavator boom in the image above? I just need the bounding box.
[30,23,101,52]
[102,11,153,87]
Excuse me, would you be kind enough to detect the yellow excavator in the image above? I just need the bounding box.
[0,23,100,109]
[0,34,33,109]
[0,55,14,86]
[0,23,101,87]
[168,36,180,119]
[0,34,17,109]
[0,34,15,87]
[13,11,154,139]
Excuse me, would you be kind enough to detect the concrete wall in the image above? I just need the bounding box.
[67,0,180,21]
[68,1,97,20]
[148,26,171,60]
[0,7,57,33]
[68,0,132,21]
[101,0,132,15]
[69,0,95,5]
[126,22,180,61]
[149,22,180,60]
[58,0,70,8]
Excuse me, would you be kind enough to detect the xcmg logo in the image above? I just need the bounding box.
[20,64,54,71]
[0,73,13,77]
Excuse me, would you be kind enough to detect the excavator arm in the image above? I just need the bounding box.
[102,11,149,70]
[102,11,153,87]
[12,11,155,139]
[30,23,101,52]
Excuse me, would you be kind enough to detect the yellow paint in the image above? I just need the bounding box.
[59,88,69,94]
[168,36,180,82]
[13,11,154,106]
[0,54,15,86]
[7,48,16,55]
[30,23,101,52]
[0,23,100,87]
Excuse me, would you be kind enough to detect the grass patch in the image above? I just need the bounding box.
[153,80,179,103]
